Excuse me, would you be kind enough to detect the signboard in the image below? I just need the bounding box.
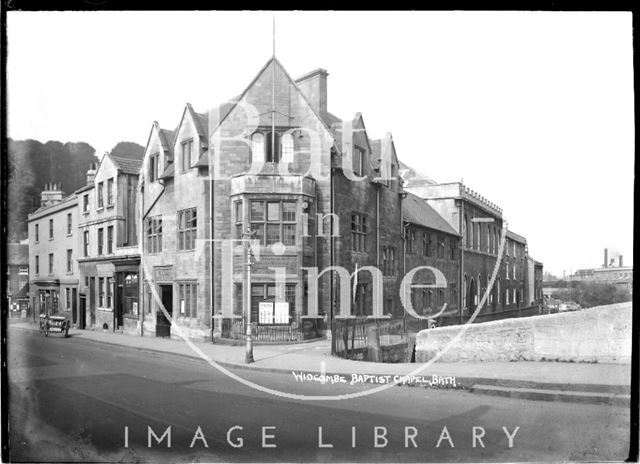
[259,302,274,325]
[274,302,289,324]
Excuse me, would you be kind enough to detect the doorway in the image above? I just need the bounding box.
[72,288,78,325]
[89,277,96,327]
[156,284,173,337]
[79,296,86,329]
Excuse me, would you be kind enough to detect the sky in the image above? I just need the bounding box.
[6,11,634,276]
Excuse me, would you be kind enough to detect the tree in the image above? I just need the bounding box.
[109,141,144,160]
[6,138,99,240]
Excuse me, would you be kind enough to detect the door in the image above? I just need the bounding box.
[72,288,78,324]
[115,273,124,329]
[89,277,96,327]
[78,296,86,329]
[156,285,173,337]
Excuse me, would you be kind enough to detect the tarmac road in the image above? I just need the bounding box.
[6,327,630,462]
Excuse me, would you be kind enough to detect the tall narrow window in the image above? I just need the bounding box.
[405,227,415,254]
[83,194,89,213]
[234,201,243,238]
[35,224,39,242]
[181,139,193,173]
[106,277,112,308]
[35,255,39,275]
[107,226,114,254]
[67,213,72,235]
[437,236,445,259]
[49,219,53,239]
[251,133,265,162]
[107,178,114,205]
[97,182,104,208]
[352,148,363,176]
[66,249,72,273]
[97,228,104,255]
[351,213,367,253]
[83,230,89,257]
[48,253,53,274]
[98,277,105,307]
[281,133,294,163]
[178,208,197,250]
[149,153,159,182]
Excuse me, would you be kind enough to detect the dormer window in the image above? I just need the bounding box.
[353,147,364,176]
[181,139,193,173]
[149,153,159,182]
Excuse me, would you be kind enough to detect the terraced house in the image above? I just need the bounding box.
[76,153,142,334]
[28,183,80,324]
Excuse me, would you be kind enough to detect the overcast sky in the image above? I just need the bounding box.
[6,11,634,276]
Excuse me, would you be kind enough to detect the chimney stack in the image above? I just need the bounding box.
[86,162,97,185]
[619,255,623,267]
[40,182,64,207]
[604,248,608,268]
[295,68,328,116]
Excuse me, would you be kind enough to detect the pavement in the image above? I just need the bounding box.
[9,320,632,406]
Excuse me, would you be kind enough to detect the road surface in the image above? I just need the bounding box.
[6,327,630,462]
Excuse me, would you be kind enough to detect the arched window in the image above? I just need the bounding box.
[475,223,480,250]
[251,133,265,162]
[494,229,499,254]
[477,273,482,305]
[487,275,492,304]
[497,277,501,304]
[281,133,294,163]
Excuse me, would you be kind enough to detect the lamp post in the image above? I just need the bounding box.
[243,227,256,363]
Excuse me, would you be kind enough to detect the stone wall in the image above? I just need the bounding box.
[416,302,632,364]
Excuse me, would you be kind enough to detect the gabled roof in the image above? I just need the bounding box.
[398,160,437,187]
[13,282,29,299]
[8,243,28,265]
[403,192,459,236]
[159,129,175,156]
[109,154,143,175]
[210,57,335,145]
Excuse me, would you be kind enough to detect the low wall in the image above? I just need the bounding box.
[416,302,632,364]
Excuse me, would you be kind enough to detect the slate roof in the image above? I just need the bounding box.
[110,154,143,175]
[402,193,459,236]
[13,282,29,299]
[158,129,175,156]
[7,243,28,265]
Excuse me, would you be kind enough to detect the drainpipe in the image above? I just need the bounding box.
[209,173,214,343]
[459,198,464,325]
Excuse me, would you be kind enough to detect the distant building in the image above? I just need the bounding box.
[403,180,543,321]
[7,241,29,315]
[567,248,632,292]
[27,183,80,322]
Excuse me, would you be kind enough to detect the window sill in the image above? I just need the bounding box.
[49,238,54,241]
[83,211,90,216]
[96,207,104,212]
[106,204,115,210]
